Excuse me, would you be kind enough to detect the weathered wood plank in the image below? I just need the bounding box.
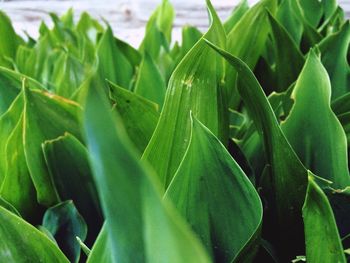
[0,0,349,47]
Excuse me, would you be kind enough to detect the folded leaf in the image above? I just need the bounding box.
[206,41,308,260]
[142,0,227,188]
[87,224,112,263]
[165,116,262,262]
[43,201,87,263]
[226,0,276,104]
[0,206,69,262]
[0,11,19,64]
[83,75,211,263]
[97,26,133,89]
[109,82,159,153]
[281,49,350,188]
[42,133,103,244]
[134,52,166,106]
[318,21,350,99]
[139,0,175,59]
[267,12,304,92]
[0,93,23,182]
[1,114,41,222]
[23,87,82,206]
[223,0,249,34]
[303,174,346,263]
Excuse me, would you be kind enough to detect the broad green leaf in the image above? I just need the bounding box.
[109,82,159,153]
[50,52,89,98]
[83,75,211,263]
[87,225,112,263]
[97,26,133,89]
[226,0,276,105]
[0,66,45,90]
[276,0,303,45]
[267,12,304,92]
[0,11,19,64]
[0,66,46,114]
[115,38,142,69]
[43,201,87,263]
[281,50,350,188]
[337,112,350,145]
[142,0,227,188]
[318,21,350,99]
[76,12,104,44]
[223,0,249,34]
[165,116,262,262]
[177,26,202,62]
[332,92,350,116]
[291,1,323,52]
[134,52,166,106]
[303,174,346,263]
[139,0,175,59]
[206,41,308,259]
[23,88,82,206]
[0,92,23,182]
[0,196,20,217]
[42,133,103,244]
[0,206,69,262]
[296,0,323,28]
[0,114,41,222]
[226,0,276,68]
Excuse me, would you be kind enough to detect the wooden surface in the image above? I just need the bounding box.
[1,0,349,47]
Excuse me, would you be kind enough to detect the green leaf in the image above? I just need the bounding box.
[0,113,41,222]
[43,201,87,263]
[165,116,262,262]
[206,41,308,260]
[318,21,350,99]
[97,26,133,89]
[23,87,82,206]
[226,0,277,105]
[83,75,211,263]
[179,26,203,61]
[139,0,175,59]
[0,206,69,262]
[42,133,103,244]
[76,12,104,44]
[276,0,303,45]
[109,82,159,153]
[223,0,249,34]
[302,174,346,263]
[281,50,350,188]
[0,92,23,183]
[141,0,227,188]
[86,225,112,263]
[0,11,19,64]
[267,12,304,92]
[134,52,166,106]
[0,196,21,217]
[50,52,89,98]
[332,92,350,116]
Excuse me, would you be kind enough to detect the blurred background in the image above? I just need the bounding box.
[0,0,349,46]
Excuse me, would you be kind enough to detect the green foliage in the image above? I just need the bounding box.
[0,0,349,262]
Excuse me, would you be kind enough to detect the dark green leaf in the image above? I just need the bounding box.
[281,50,350,188]
[303,174,346,263]
[43,200,87,263]
[0,206,69,262]
[142,0,227,188]
[134,52,166,106]
[165,116,262,262]
[83,75,211,263]
[42,133,103,245]
[23,87,82,206]
[109,81,159,153]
